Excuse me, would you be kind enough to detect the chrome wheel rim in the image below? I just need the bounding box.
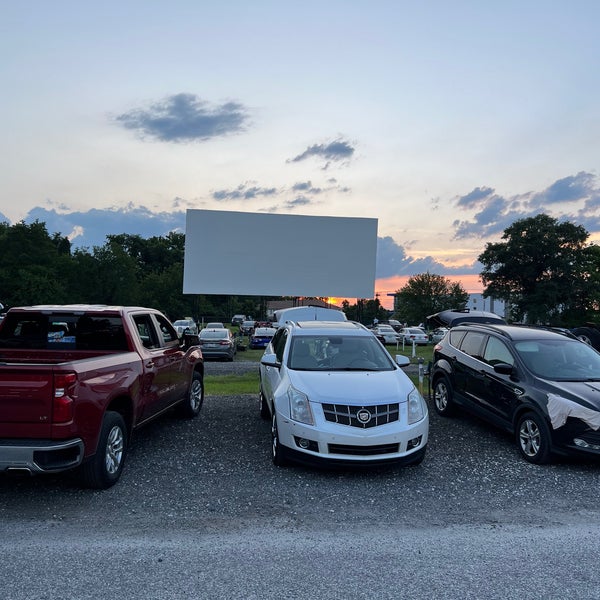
[519,419,541,457]
[189,378,203,412]
[105,425,124,475]
[434,383,448,411]
[271,414,278,459]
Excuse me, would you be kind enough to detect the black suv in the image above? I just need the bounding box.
[431,323,600,464]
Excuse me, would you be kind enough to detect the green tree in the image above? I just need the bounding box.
[0,220,72,306]
[395,273,468,326]
[478,214,599,325]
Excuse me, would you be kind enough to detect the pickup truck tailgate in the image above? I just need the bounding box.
[0,367,53,425]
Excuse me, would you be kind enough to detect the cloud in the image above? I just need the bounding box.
[287,138,355,168]
[292,181,323,194]
[115,93,249,142]
[452,171,600,240]
[212,183,279,201]
[376,236,479,279]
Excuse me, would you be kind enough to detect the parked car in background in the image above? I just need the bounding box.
[198,328,236,361]
[250,326,277,349]
[371,324,400,345]
[231,314,247,326]
[427,308,506,329]
[205,322,225,329]
[431,322,600,464]
[387,319,403,332]
[430,327,449,344]
[172,318,198,337]
[239,320,256,335]
[259,320,428,467]
[399,327,429,346]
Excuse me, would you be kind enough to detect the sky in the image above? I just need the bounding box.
[2,1,599,309]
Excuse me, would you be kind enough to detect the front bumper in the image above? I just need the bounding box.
[0,438,85,474]
[275,408,428,466]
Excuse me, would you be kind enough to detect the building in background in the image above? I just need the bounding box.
[467,294,506,318]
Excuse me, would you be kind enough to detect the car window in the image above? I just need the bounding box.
[483,336,514,366]
[289,334,394,371]
[273,328,288,362]
[154,314,179,344]
[200,330,229,340]
[459,331,486,359]
[448,329,466,348]
[133,314,160,349]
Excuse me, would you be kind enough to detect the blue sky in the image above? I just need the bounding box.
[2,1,599,303]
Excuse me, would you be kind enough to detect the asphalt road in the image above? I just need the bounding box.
[2,361,600,599]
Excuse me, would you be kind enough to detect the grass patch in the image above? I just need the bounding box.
[205,370,260,396]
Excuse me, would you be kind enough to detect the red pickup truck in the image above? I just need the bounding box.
[0,305,204,488]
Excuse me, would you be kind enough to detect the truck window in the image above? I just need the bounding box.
[132,314,160,349]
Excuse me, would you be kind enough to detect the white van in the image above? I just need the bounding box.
[273,306,347,327]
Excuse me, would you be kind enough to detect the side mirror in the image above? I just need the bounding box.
[493,362,514,375]
[395,355,410,367]
[182,333,200,348]
[261,352,280,368]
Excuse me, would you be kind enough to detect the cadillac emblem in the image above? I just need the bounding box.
[356,408,372,424]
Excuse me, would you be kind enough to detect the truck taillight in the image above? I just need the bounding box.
[53,372,77,423]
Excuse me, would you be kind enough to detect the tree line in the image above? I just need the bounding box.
[2,213,599,327]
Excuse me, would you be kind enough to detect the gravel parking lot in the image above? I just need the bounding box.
[2,361,600,599]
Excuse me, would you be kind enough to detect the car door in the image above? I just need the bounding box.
[468,335,521,426]
[261,327,288,410]
[132,313,181,419]
[454,331,487,407]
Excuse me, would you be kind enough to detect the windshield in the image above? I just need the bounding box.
[288,335,395,371]
[515,338,600,380]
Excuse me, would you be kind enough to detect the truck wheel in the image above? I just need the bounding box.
[79,411,127,489]
[178,372,204,418]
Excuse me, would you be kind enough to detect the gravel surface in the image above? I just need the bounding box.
[2,361,600,599]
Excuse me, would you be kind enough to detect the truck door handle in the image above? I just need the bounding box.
[145,361,154,368]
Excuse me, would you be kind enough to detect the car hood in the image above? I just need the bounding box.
[544,380,600,430]
[546,380,600,411]
[288,369,413,405]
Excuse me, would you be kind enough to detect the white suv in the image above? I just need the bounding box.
[259,321,429,467]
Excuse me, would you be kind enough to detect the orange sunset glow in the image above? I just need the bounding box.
[332,274,485,311]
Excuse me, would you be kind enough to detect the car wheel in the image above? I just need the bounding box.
[572,327,600,351]
[178,371,204,418]
[516,411,552,464]
[259,388,270,420]
[433,376,455,416]
[79,411,127,489]
[271,413,287,467]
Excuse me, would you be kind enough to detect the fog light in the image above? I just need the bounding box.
[294,437,318,452]
[407,436,422,450]
[574,438,600,450]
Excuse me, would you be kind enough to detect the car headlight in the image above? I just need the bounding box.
[288,386,314,425]
[407,387,426,424]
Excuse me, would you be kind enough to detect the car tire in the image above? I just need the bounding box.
[177,371,204,418]
[432,376,455,417]
[516,411,553,464]
[259,388,270,420]
[271,413,288,467]
[571,327,600,351]
[79,411,127,489]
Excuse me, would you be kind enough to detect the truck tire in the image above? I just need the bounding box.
[79,411,127,489]
[177,371,204,418]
